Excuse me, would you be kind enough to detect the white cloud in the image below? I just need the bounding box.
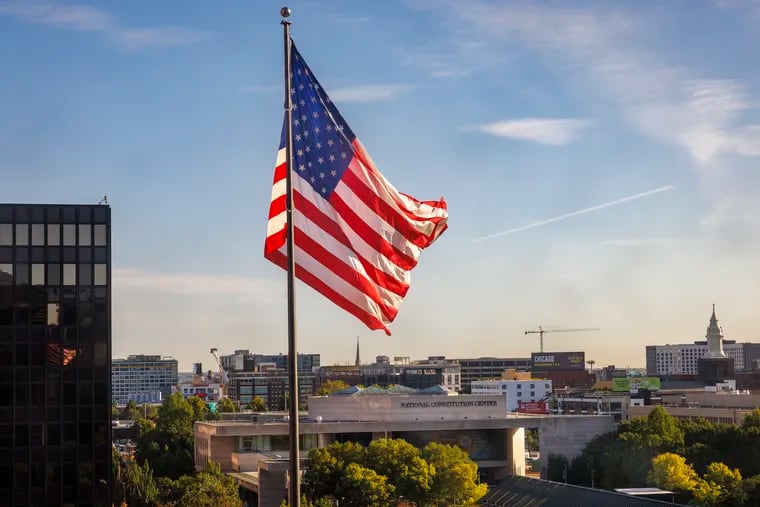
[419,1,760,164]
[113,267,282,301]
[115,27,210,51]
[0,0,208,50]
[471,118,590,146]
[0,1,110,30]
[329,84,411,103]
[602,238,680,247]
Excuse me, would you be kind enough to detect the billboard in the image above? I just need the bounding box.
[612,377,661,392]
[517,401,548,414]
[531,352,585,371]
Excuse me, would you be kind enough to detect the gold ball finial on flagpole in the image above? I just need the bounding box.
[280,6,291,18]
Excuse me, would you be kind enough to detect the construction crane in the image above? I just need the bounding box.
[524,326,600,353]
[209,348,230,399]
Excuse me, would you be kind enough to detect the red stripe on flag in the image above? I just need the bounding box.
[266,249,391,334]
[294,228,399,322]
[328,191,418,271]
[295,191,410,298]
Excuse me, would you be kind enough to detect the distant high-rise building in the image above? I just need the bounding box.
[112,354,178,404]
[0,203,111,506]
[646,307,749,375]
[456,357,532,393]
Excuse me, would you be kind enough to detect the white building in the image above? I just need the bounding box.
[175,382,223,402]
[112,354,178,404]
[471,379,552,412]
[645,307,748,375]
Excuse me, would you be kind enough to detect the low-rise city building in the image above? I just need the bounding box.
[112,354,178,404]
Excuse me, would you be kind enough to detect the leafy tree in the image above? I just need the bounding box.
[525,428,539,453]
[546,454,570,483]
[217,397,237,413]
[112,400,120,420]
[169,461,242,507]
[421,442,488,505]
[303,442,365,499]
[620,406,683,454]
[336,463,394,507]
[741,408,760,430]
[365,438,434,504]
[317,379,350,396]
[144,403,159,420]
[187,396,209,421]
[648,453,698,493]
[122,460,161,506]
[701,462,746,507]
[248,396,267,412]
[136,393,195,479]
[123,399,142,421]
[156,393,195,439]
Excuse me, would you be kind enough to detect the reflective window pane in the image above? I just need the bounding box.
[78,225,91,246]
[78,264,91,285]
[0,225,11,246]
[47,264,60,286]
[62,265,75,286]
[62,225,76,246]
[31,264,44,286]
[0,264,11,285]
[15,264,29,285]
[47,304,60,326]
[93,225,106,246]
[15,224,28,246]
[47,224,60,246]
[31,225,44,246]
[93,265,106,286]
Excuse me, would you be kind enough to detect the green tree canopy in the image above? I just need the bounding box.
[123,399,142,421]
[422,441,488,505]
[316,379,350,396]
[248,396,267,412]
[217,397,237,413]
[187,395,209,421]
[336,463,394,507]
[303,441,366,499]
[169,461,243,507]
[365,438,434,504]
[156,393,195,439]
[648,452,699,493]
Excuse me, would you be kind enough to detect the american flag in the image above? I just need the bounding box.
[265,44,448,335]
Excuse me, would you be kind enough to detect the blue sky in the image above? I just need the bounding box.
[1,0,758,370]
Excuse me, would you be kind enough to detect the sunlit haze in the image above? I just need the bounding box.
[1,0,758,370]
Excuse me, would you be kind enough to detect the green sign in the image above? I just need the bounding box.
[612,377,661,392]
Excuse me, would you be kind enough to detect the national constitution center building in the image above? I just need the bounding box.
[0,204,111,506]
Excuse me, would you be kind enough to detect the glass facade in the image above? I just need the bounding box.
[0,204,111,507]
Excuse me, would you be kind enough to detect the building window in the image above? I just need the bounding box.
[78,225,91,246]
[94,225,107,246]
[47,224,60,246]
[15,224,28,245]
[63,264,76,286]
[62,225,76,246]
[0,224,11,246]
[32,264,45,285]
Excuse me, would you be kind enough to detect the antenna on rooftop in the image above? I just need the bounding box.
[98,195,109,205]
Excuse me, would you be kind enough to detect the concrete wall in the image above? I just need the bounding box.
[538,416,615,466]
[508,427,526,476]
[308,394,506,422]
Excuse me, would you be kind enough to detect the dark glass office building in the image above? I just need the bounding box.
[0,204,111,507]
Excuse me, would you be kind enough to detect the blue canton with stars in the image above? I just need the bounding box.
[279,43,358,199]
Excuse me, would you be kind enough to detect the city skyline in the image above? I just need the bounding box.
[1,1,758,370]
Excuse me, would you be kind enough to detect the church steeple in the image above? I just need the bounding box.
[705,304,726,358]
[355,336,361,367]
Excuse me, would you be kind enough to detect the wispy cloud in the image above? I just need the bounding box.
[330,84,412,103]
[469,118,590,146]
[0,0,208,50]
[417,1,760,164]
[602,238,680,248]
[476,185,675,242]
[113,268,282,301]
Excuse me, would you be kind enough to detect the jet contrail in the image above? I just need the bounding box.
[475,185,675,242]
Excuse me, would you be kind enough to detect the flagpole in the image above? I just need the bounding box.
[280,6,301,507]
